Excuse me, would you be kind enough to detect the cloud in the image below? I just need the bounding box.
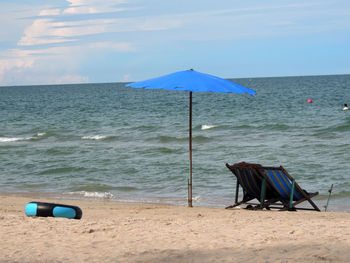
[1,0,189,85]
[63,0,127,15]
[0,49,36,83]
[1,0,349,85]
[0,0,139,85]
[39,9,61,16]
[18,12,181,47]
[18,18,77,46]
[0,46,91,85]
[18,0,128,47]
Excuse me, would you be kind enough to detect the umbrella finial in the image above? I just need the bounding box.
[189,68,194,71]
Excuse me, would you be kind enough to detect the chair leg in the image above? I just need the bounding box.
[225,196,256,209]
[260,179,266,209]
[279,167,321,212]
[226,180,242,209]
[307,198,321,211]
[289,179,295,210]
[293,192,320,211]
[235,180,239,204]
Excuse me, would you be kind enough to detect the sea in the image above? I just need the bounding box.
[1,74,349,211]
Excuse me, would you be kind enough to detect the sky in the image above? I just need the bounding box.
[0,0,350,86]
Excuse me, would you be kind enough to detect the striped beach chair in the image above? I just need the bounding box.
[258,166,320,211]
[225,162,280,209]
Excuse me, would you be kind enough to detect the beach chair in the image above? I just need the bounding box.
[257,165,321,211]
[225,162,280,210]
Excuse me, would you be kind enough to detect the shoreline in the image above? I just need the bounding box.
[1,194,350,262]
[1,190,349,212]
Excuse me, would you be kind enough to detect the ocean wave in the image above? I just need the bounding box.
[82,135,107,140]
[0,133,46,143]
[259,123,291,131]
[0,137,24,142]
[330,190,350,199]
[156,135,211,143]
[311,122,350,138]
[155,147,182,154]
[158,135,186,143]
[81,135,118,141]
[72,183,139,192]
[233,124,252,129]
[28,132,47,141]
[38,166,86,175]
[322,122,350,133]
[193,195,201,202]
[201,124,218,130]
[135,125,158,132]
[190,135,212,143]
[65,191,115,199]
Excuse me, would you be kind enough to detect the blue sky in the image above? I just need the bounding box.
[0,0,349,86]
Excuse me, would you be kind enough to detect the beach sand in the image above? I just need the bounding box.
[1,195,349,263]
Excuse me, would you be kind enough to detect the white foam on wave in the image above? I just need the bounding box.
[193,195,201,201]
[0,137,24,142]
[0,132,46,143]
[201,124,217,130]
[67,191,114,199]
[82,135,107,140]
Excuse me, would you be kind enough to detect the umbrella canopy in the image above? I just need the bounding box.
[126,69,255,94]
[126,69,255,207]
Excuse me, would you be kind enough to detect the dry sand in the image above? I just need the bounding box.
[1,194,349,263]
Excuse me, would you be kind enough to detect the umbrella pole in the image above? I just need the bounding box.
[188,92,193,207]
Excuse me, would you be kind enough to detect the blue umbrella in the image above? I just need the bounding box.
[126,69,255,207]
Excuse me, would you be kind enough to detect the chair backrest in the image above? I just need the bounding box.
[259,167,303,201]
[230,166,262,198]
